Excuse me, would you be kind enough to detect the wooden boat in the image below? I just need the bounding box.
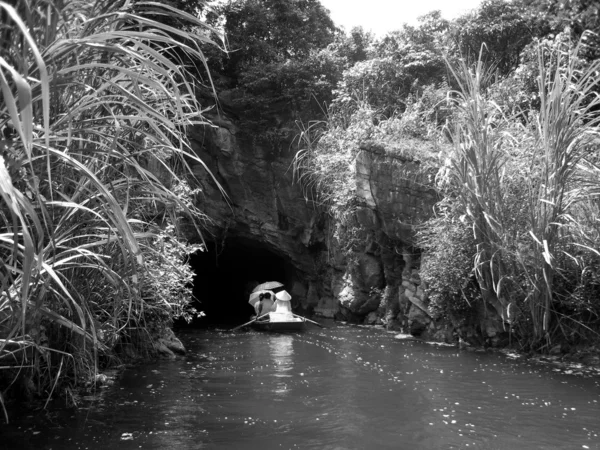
[251,312,306,332]
[250,289,305,332]
[232,286,320,332]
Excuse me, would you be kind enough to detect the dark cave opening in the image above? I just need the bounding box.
[185,237,294,326]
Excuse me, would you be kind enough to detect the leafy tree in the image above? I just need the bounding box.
[329,26,375,66]
[238,47,345,122]
[214,0,336,83]
[450,0,536,76]
[200,0,341,133]
[376,10,449,80]
[517,0,600,61]
[332,57,412,117]
[333,11,449,117]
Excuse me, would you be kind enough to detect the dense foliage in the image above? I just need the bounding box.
[213,0,336,78]
[0,0,221,412]
[204,0,340,128]
[293,0,600,351]
[417,200,480,323]
[450,0,536,75]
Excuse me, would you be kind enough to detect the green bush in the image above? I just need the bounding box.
[417,200,481,322]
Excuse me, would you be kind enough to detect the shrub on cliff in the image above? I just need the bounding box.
[293,94,442,260]
[417,200,481,323]
[293,102,377,255]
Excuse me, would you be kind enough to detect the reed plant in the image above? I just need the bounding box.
[523,34,600,345]
[0,0,223,414]
[442,51,514,324]
[442,35,600,349]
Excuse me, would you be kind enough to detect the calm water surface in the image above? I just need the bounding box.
[4,322,600,449]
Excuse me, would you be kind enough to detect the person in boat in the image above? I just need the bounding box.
[255,291,275,318]
[273,290,293,315]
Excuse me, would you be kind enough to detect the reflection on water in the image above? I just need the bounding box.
[2,324,600,450]
[269,334,294,373]
[268,335,294,397]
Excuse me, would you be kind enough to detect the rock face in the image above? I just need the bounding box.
[186,109,328,305]
[187,102,497,344]
[322,141,449,340]
[155,328,187,359]
[188,123,315,263]
[354,141,438,245]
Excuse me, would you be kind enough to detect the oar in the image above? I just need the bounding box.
[232,313,270,331]
[292,313,323,328]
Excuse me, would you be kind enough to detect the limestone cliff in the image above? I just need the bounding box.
[186,99,495,343]
[186,107,328,310]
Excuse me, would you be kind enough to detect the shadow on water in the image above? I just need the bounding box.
[2,323,600,449]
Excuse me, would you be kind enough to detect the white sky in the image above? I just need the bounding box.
[319,0,483,36]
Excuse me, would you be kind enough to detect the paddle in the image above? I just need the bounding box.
[292,313,323,328]
[232,313,270,331]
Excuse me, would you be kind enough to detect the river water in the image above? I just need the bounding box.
[3,322,600,449]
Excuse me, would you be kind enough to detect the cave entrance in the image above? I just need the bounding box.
[186,237,293,326]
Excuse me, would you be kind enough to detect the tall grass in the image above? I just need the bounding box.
[443,52,513,323]
[444,35,600,348]
[525,35,600,344]
[0,0,224,413]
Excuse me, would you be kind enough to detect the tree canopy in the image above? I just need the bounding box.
[215,0,337,81]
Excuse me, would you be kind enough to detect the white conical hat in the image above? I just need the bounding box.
[275,290,291,301]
